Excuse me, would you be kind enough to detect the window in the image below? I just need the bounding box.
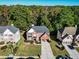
[33,37,36,39]
[5,34,13,36]
[67,36,69,39]
[5,34,7,36]
[9,34,12,36]
[28,33,32,37]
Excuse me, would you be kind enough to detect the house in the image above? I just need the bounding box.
[0,26,20,44]
[75,27,79,42]
[27,26,50,42]
[57,26,79,44]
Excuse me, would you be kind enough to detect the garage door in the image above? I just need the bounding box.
[62,39,72,45]
[62,42,72,45]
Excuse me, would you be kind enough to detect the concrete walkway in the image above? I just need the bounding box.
[63,44,79,59]
[0,56,39,59]
[41,41,55,59]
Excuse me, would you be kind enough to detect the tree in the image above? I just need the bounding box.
[41,13,53,31]
[59,7,75,27]
[0,5,79,32]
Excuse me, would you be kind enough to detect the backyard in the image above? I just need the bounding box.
[0,31,41,56]
[50,36,69,56]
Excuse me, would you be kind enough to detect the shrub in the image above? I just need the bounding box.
[13,47,18,55]
[1,45,7,50]
[0,41,5,45]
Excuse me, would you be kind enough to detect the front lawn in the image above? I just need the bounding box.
[14,31,41,56]
[50,36,69,56]
[15,38,41,56]
[0,45,12,56]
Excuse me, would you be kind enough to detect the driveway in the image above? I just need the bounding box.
[63,44,79,59]
[41,41,55,59]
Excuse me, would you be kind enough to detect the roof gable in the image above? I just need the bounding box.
[3,29,14,34]
[59,27,77,35]
[28,28,35,33]
[0,26,19,33]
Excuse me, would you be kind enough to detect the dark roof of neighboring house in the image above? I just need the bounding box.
[0,26,19,33]
[32,26,49,34]
[76,27,79,35]
[59,27,77,35]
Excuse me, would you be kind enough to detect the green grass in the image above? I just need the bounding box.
[76,48,79,52]
[15,31,41,56]
[0,46,12,56]
[50,36,69,56]
[15,44,41,56]
[0,31,41,56]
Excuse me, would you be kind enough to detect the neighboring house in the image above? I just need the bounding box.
[75,27,79,42]
[57,26,79,44]
[0,26,20,44]
[27,26,50,42]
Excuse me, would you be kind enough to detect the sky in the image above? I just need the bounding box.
[0,0,79,6]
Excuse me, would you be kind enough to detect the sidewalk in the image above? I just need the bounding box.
[0,56,39,59]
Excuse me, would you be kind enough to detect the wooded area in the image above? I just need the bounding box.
[0,5,79,32]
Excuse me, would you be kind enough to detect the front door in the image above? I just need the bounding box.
[28,37,32,40]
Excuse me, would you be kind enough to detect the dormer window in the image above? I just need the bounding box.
[67,36,69,39]
[9,34,12,36]
[5,34,7,36]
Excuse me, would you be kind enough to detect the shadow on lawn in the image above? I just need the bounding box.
[23,31,27,42]
[55,44,65,50]
[50,30,58,41]
[50,30,62,44]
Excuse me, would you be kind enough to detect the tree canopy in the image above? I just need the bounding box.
[0,5,79,32]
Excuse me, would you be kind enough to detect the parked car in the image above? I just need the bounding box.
[56,55,72,59]
[56,55,64,59]
[67,45,74,49]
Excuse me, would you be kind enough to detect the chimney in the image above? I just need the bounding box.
[32,24,34,27]
[11,24,14,26]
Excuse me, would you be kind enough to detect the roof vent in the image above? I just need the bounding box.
[32,24,34,27]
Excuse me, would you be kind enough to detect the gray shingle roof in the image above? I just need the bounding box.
[59,27,77,35]
[32,26,49,34]
[0,26,19,33]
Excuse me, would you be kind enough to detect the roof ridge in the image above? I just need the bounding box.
[0,26,19,33]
